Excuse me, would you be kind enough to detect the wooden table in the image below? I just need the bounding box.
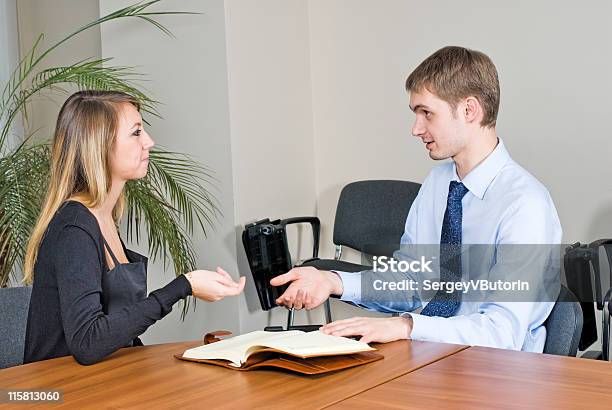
[0,339,466,409]
[330,346,612,410]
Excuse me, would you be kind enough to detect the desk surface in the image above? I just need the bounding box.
[0,339,466,409]
[331,346,612,410]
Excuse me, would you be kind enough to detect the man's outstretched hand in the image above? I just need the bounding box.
[270,266,343,310]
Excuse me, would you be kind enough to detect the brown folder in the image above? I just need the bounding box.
[174,348,383,375]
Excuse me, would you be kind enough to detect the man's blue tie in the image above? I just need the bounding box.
[421,181,469,317]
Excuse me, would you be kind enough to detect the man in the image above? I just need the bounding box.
[271,46,561,352]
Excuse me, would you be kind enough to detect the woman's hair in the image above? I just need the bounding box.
[23,90,140,284]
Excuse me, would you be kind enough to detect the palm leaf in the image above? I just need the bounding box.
[0,143,50,285]
[0,33,44,117]
[1,0,198,148]
[123,147,221,315]
[11,59,160,143]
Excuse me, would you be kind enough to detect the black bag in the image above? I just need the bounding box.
[242,217,321,312]
[564,243,598,351]
[564,240,612,352]
[242,219,291,311]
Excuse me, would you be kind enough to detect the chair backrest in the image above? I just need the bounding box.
[543,285,583,357]
[333,180,421,257]
[0,286,32,368]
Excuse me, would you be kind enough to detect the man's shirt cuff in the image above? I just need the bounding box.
[401,312,440,342]
[335,270,362,303]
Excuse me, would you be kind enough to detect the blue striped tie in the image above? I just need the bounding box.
[421,181,469,317]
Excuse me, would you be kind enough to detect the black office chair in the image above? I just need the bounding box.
[0,286,32,368]
[543,285,583,357]
[300,180,421,321]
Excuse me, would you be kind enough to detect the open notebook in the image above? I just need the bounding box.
[176,330,382,374]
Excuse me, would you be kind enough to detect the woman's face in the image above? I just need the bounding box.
[109,103,155,182]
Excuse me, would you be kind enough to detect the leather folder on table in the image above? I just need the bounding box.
[175,349,383,375]
[174,330,383,375]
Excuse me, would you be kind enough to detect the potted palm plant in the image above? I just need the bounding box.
[0,0,219,315]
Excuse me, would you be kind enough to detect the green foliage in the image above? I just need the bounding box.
[0,1,217,316]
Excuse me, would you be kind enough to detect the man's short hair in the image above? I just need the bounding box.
[405,46,500,128]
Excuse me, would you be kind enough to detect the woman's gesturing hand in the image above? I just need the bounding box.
[185,267,246,302]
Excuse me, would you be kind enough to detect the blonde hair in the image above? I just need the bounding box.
[406,46,500,128]
[23,90,140,284]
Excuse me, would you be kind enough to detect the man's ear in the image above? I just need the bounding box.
[464,96,481,124]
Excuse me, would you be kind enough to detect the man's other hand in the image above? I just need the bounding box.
[320,316,413,344]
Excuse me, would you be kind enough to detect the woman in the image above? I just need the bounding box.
[23,90,245,365]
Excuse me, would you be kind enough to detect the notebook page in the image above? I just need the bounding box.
[261,331,375,357]
[182,330,304,366]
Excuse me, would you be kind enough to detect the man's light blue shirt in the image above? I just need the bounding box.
[337,139,562,352]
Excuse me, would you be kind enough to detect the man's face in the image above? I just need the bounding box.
[409,88,467,160]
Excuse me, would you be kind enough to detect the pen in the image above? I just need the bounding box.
[287,307,295,329]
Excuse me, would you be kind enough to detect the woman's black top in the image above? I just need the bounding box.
[24,201,192,365]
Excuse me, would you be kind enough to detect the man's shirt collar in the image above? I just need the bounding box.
[451,138,511,200]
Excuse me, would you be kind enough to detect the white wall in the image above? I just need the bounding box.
[306,0,612,348]
[224,0,326,331]
[100,0,241,342]
[308,0,612,251]
[16,0,102,142]
[0,0,21,153]
[16,0,612,345]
